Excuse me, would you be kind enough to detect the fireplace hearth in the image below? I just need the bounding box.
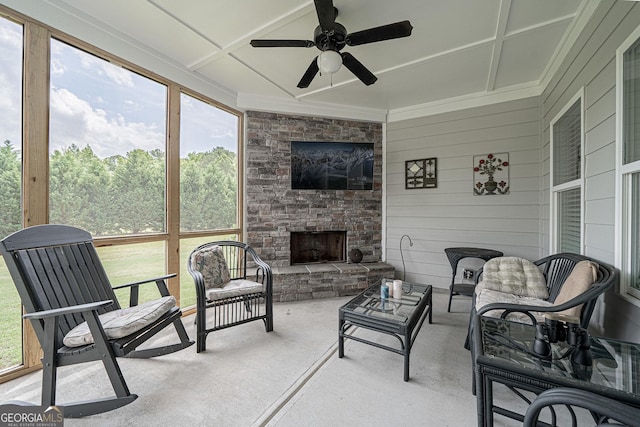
[290,231,346,265]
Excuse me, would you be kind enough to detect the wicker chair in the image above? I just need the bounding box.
[524,387,640,427]
[467,253,616,395]
[187,241,273,353]
[471,253,616,330]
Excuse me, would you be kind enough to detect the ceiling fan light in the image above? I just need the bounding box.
[317,50,342,74]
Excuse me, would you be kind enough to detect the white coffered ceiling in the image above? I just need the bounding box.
[10,0,599,120]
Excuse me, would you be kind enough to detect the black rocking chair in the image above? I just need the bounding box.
[0,225,194,417]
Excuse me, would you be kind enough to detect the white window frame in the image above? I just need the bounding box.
[616,24,640,305]
[550,89,585,255]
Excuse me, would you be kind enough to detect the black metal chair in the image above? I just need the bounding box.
[524,387,640,427]
[472,253,616,330]
[467,253,616,395]
[187,241,273,353]
[0,225,194,417]
[444,247,503,312]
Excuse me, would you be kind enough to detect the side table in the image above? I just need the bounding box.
[444,247,503,312]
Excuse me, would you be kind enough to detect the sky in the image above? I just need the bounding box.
[0,17,238,159]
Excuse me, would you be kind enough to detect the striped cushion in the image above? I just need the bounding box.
[482,256,548,299]
[63,296,176,347]
[476,286,553,323]
[206,279,263,301]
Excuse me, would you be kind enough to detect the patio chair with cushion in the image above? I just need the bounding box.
[472,253,616,329]
[187,241,273,353]
[0,224,194,417]
[466,252,616,394]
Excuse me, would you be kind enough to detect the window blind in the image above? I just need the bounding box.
[557,187,581,254]
[632,172,640,290]
[624,38,640,165]
[553,99,581,186]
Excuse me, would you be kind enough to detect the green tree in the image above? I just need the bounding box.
[110,149,165,234]
[49,145,112,235]
[0,140,21,238]
[180,147,237,231]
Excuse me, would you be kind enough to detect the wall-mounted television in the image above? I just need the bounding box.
[291,141,374,190]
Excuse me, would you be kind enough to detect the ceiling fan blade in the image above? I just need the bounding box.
[346,20,413,46]
[314,0,336,33]
[297,57,319,88]
[341,52,377,86]
[250,39,315,48]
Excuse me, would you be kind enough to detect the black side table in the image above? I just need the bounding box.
[444,247,503,312]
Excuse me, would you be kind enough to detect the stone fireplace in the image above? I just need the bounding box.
[290,231,346,264]
[245,111,393,301]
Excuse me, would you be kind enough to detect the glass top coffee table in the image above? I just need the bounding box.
[338,280,432,381]
[475,316,640,426]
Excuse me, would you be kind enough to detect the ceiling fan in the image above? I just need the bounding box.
[249,0,413,88]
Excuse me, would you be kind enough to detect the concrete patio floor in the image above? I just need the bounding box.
[0,289,578,426]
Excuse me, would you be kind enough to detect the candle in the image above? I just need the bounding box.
[393,280,403,299]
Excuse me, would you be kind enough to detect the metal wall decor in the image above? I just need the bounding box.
[405,158,437,189]
[473,153,509,195]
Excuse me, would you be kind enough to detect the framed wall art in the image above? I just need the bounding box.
[405,158,437,189]
[473,153,509,195]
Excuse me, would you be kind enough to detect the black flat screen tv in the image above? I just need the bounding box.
[291,141,374,190]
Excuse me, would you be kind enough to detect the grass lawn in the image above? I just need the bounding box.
[0,235,227,371]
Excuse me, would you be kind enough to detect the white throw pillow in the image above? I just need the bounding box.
[553,260,598,317]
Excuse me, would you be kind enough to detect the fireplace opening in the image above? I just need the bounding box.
[290,231,346,265]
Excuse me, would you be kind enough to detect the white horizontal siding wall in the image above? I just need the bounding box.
[540,1,640,339]
[385,97,542,291]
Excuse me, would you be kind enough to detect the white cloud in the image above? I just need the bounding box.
[210,129,235,139]
[80,53,134,87]
[50,87,164,158]
[0,24,23,146]
[51,57,66,76]
[0,71,21,145]
[0,24,21,50]
[103,64,134,88]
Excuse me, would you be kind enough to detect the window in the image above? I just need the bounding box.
[0,8,243,382]
[49,39,167,238]
[179,93,240,307]
[617,27,640,301]
[179,93,239,233]
[550,92,584,254]
[0,15,23,372]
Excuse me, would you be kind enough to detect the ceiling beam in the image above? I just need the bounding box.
[172,1,316,71]
[486,0,511,93]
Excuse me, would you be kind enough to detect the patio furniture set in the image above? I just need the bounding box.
[1,225,638,425]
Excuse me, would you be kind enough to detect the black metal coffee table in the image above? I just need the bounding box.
[338,281,432,381]
[475,316,640,426]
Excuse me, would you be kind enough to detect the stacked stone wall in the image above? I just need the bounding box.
[244,111,390,300]
[245,111,383,267]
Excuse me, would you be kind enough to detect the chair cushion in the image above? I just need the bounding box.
[206,279,264,301]
[482,256,549,299]
[476,287,553,323]
[553,260,599,317]
[190,245,231,289]
[63,296,176,348]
